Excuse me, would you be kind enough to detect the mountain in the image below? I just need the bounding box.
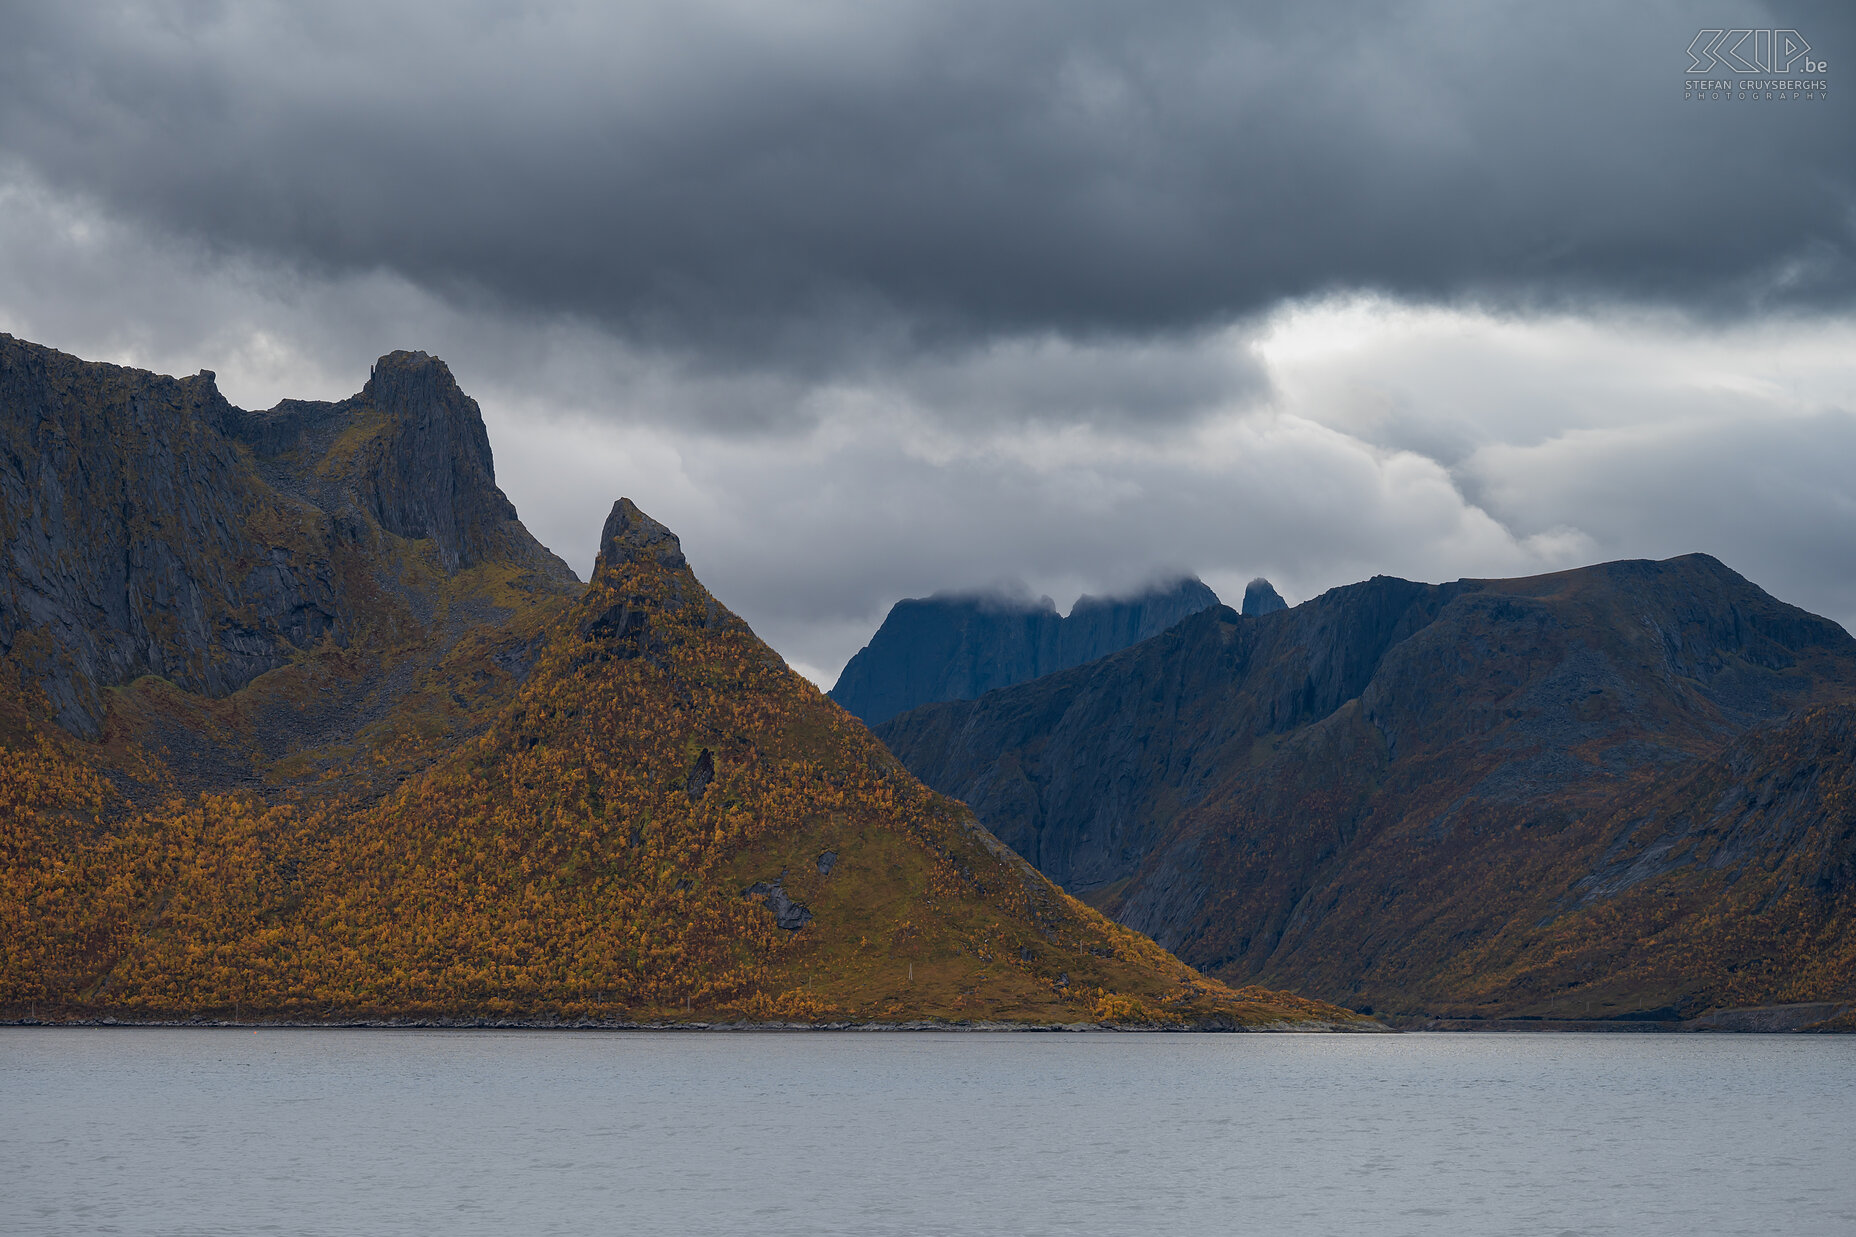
[0,336,1357,1029]
[0,335,577,766]
[874,558,1856,1023]
[830,577,1220,725]
[1241,578,1287,616]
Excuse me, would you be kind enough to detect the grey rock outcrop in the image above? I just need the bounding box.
[595,497,688,574]
[743,875,814,930]
[353,352,521,573]
[686,749,715,801]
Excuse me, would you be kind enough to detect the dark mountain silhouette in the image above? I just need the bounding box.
[831,577,1220,725]
[0,336,1355,1030]
[1241,578,1287,616]
[875,558,1856,1023]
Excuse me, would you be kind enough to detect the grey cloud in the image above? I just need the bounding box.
[0,0,1849,382]
[1465,409,1856,624]
[0,164,1266,435]
[628,400,1856,682]
[487,399,1582,679]
[893,329,1267,430]
[469,299,1855,682]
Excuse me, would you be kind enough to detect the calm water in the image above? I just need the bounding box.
[3,1029,1853,1236]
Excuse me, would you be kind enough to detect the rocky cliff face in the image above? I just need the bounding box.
[0,337,334,736]
[830,576,1219,725]
[350,352,522,573]
[0,334,573,740]
[875,555,1856,1018]
[223,349,569,581]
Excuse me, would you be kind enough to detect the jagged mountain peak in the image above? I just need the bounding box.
[1241,577,1287,616]
[229,348,552,580]
[831,573,1222,725]
[363,350,471,423]
[349,351,523,574]
[596,497,689,575]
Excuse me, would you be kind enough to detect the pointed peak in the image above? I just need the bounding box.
[358,349,467,421]
[596,498,687,575]
[346,349,523,573]
[1241,577,1287,616]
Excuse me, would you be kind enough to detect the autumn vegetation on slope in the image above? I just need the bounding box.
[0,465,1357,1027]
[1412,702,1856,1020]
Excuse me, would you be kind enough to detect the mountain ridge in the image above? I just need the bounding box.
[875,554,1856,1019]
[831,576,1221,725]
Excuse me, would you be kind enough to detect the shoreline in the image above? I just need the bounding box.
[1380,1001,1856,1034]
[0,1013,1374,1033]
[5,1007,1851,1032]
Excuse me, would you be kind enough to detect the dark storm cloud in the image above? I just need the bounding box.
[1,0,1850,372]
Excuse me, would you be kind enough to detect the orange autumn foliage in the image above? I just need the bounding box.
[0,502,1357,1030]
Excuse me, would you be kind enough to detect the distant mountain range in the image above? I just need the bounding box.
[831,577,1222,725]
[0,334,1355,1030]
[875,559,1856,1025]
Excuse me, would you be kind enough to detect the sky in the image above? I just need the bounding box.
[1,0,1851,686]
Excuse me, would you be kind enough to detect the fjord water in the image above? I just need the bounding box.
[4,1031,1852,1236]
